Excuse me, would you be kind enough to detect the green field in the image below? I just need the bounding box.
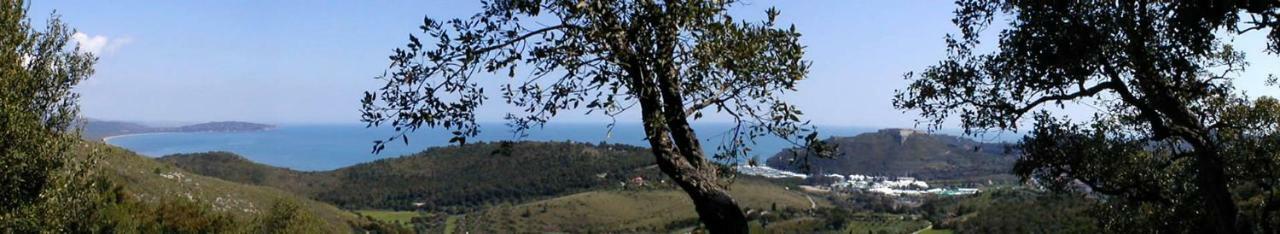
[356,210,420,227]
[748,213,930,233]
[843,219,931,234]
[918,228,956,234]
[443,215,460,234]
[460,177,829,232]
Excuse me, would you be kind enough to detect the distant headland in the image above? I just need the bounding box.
[83,120,275,141]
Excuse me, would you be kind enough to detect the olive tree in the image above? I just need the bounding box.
[0,0,102,231]
[895,0,1280,232]
[360,0,829,232]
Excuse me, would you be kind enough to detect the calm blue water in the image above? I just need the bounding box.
[106,123,883,171]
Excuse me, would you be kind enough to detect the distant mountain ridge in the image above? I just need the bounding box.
[83,119,274,140]
[168,121,274,132]
[767,128,1017,181]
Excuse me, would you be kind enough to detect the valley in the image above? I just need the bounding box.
[125,125,1055,232]
[10,1,1278,231]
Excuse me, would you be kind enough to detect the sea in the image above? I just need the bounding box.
[104,122,1020,171]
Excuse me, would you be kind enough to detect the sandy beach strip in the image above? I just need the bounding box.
[101,132,176,143]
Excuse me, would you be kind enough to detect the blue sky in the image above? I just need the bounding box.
[29,1,1280,128]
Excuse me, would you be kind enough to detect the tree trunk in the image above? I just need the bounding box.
[609,11,749,230]
[687,186,750,233]
[640,122,749,233]
[627,64,748,233]
[1195,150,1240,233]
[636,105,749,233]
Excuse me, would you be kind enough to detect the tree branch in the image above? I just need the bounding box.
[447,24,572,61]
[1011,80,1119,118]
[684,81,746,116]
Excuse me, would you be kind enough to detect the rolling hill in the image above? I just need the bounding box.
[767,129,1018,182]
[152,140,952,232]
[158,141,660,211]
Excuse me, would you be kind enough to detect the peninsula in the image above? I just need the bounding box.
[83,120,275,140]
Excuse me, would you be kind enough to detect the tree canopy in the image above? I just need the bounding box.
[895,0,1280,232]
[0,0,102,231]
[360,0,831,232]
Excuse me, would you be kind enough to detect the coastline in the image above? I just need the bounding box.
[101,132,177,144]
[100,127,279,144]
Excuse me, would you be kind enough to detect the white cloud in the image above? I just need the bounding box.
[71,32,130,55]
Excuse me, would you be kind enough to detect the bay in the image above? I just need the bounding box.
[105,122,880,171]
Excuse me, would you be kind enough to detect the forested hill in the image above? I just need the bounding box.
[158,141,659,211]
[767,129,1017,181]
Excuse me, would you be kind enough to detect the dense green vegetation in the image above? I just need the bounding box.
[0,1,103,231]
[917,188,1099,233]
[895,0,1280,231]
[88,188,330,233]
[161,141,659,211]
[768,129,1016,182]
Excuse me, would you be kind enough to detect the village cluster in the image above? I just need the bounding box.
[738,165,979,196]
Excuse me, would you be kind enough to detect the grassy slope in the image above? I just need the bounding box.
[355,210,419,227]
[82,141,368,231]
[458,177,831,232]
[919,228,956,234]
[755,215,930,234]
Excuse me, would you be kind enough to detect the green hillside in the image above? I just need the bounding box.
[918,188,1099,232]
[154,140,982,233]
[768,129,1017,182]
[455,177,833,233]
[159,141,658,211]
[80,141,388,232]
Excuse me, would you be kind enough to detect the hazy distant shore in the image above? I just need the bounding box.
[99,127,279,143]
[101,132,175,143]
[88,121,276,143]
